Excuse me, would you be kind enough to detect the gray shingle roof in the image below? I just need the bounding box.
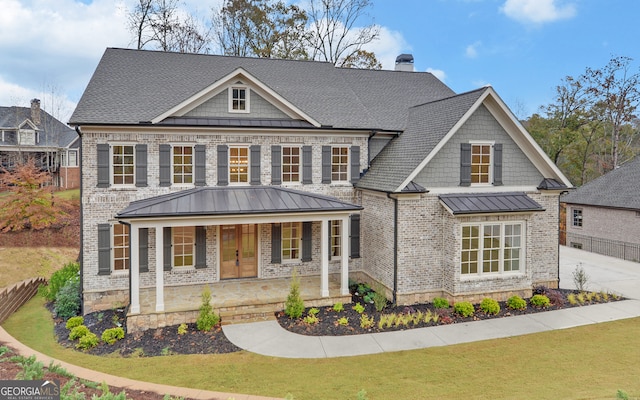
[439,192,544,215]
[69,48,454,131]
[356,88,488,192]
[116,186,363,219]
[0,106,76,148]
[158,117,314,128]
[561,156,640,210]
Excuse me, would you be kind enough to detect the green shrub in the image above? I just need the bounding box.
[332,302,344,312]
[15,355,44,380]
[337,317,348,326]
[101,327,125,345]
[480,298,500,315]
[353,302,365,314]
[177,323,188,335]
[530,294,551,308]
[507,295,527,310]
[303,314,319,324]
[65,316,84,330]
[453,301,474,317]
[69,325,90,340]
[93,382,128,400]
[196,286,220,331]
[433,297,449,309]
[54,277,81,319]
[372,284,388,312]
[39,262,79,302]
[284,269,305,319]
[76,332,99,350]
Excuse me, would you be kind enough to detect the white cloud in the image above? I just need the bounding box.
[353,26,409,70]
[426,68,446,83]
[500,0,576,24]
[0,0,131,114]
[465,42,481,58]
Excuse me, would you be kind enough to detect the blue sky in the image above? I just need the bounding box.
[1,0,638,122]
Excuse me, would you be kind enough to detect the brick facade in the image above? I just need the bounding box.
[566,204,640,245]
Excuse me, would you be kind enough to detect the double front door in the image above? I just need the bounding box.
[220,224,257,279]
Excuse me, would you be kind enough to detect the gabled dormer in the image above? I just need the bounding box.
[17,119,39,145]
[151,68,321,127]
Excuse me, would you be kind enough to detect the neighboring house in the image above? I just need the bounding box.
[70,48,571,331]
[0,99,80,189]
[562,156,640,262]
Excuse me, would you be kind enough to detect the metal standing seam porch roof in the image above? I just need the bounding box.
[439,192,545,215]
[116,186,363,219]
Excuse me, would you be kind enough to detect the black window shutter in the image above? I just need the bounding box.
[350,214,361,259]
[271,223,281,264]
[195,226,207,269]
[350,145,360,184]
[302,146,312,184]
[271,145,281,185]
[135,144,147,187]
[97,224,111,275]
[493,143,503,186]
[139,228,149,273]
[97,144,109,188]
[250,145,261,185]
[217,145,228,186]
[321,146,331,183]
[194,145,206,186]
[301,221,312,262]
[159,144,171,187]
[163,227,172,271]
[460,143,472,186]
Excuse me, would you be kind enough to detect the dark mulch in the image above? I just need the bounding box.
[0,345,196,400]
[276,287,625,336]
[50,305,241,357]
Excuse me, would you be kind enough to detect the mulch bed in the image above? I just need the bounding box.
[50,305,241,357]
[276,287,625,336]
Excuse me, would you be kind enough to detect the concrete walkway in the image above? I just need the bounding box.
[222,246,640,358]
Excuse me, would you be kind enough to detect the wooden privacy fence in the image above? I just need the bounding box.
[0,277,45,324]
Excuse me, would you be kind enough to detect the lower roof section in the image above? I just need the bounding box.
[116,186,363,219]
[439,192,544,215]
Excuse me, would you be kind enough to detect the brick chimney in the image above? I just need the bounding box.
[30,98,41,125]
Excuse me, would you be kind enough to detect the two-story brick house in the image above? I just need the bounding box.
[70,48,570,331]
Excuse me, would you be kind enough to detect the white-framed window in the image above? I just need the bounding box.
[282,146,300,183]
[471,143,492,185]
[111,144,135,185]
[572,208,583,227]
[229,146,249,184]
[113,223,129,272]
[331,146,349,182]
[229,86,249,113]
[330,220,341,258]
[172,145,193,185]
[67,150,78,167]
[461,222,523,276]
[173,226,195,267]
[282,222,301,261]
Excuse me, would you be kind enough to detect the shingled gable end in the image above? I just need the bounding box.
[71,48,570,331]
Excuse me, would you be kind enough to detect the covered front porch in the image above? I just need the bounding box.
[127,274,351,332]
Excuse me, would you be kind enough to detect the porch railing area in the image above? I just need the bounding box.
[563,230,640,263]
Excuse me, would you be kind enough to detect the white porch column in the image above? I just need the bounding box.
[155,226,165,312]
[129,224,140,314]
[320,219,329,297]
[340,216,349,296]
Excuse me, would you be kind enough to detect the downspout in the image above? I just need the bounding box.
[387,193,398,305]
[74,126,84,314]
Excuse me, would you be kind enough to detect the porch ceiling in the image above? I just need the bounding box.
[116,186,362,219]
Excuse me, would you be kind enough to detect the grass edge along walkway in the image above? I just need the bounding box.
[3,296,640,400]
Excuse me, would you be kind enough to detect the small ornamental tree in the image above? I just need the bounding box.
[284,268,305,318]
[0,158,69,232]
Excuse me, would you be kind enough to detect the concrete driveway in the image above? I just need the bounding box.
[559,245,640,299]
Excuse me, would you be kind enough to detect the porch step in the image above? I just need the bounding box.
[219,303,282,324]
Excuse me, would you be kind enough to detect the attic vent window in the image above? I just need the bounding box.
[229,86,250,113]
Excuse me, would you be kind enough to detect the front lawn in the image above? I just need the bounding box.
[3,296,639,400]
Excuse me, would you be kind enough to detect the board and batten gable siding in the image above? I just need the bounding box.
[414,105,543,188]
[184,89,290,119]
